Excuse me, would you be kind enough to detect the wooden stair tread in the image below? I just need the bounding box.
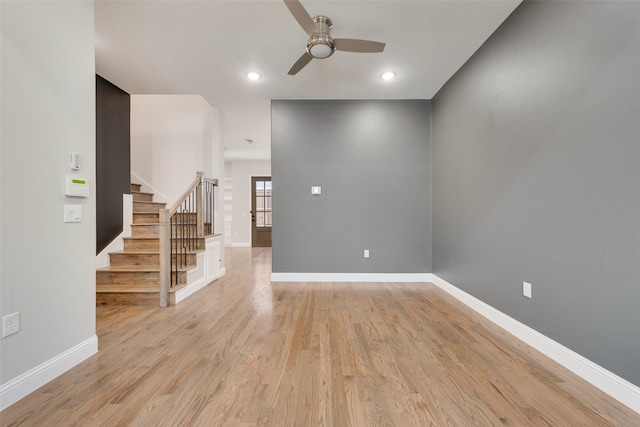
[109,248,205,255]
[96,284,187,293]
[96,284,158,293]
[123,237,158,240]
[97,265,193,273]
[110,250,159,255]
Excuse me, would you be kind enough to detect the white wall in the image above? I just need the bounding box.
[230,160,271,246]
[131,95,216,205]
[1,1,97,408]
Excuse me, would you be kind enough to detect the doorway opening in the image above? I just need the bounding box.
[251,176,272,247]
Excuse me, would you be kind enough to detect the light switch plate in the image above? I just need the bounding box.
[64,205,82,223]
[523,281,532,298]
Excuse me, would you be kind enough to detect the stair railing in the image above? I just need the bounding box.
[159,171,218,306]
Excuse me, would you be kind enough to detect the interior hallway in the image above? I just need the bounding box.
[1,248,638,426]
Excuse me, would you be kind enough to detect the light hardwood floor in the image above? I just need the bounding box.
[2,248,638,426]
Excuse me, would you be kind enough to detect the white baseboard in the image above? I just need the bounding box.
[0,335,98,411]
[271,272,433,282]
[430,274,640,415]
[175,277,207,304]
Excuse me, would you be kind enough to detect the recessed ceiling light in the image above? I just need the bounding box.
[246,72,261,81]
[381,71,396,81]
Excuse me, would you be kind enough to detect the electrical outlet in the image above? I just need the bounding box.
[523,282,532,299]
[2,312,20,337]
[364,249,370,258]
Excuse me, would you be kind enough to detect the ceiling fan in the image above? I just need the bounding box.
[283,0,386,75]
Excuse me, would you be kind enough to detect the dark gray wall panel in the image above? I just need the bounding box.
[272,100,431,274]
[96,75,130,254]
[432,1,640,386]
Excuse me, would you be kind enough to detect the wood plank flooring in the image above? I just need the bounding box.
[2,248,638,426]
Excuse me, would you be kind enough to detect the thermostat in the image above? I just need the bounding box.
[65,177,89,197]
[70,152,80,170]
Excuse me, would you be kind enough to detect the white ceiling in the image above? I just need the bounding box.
[95,0,521,161]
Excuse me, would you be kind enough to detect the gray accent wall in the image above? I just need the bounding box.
[432,1,640,386]
[272,100,431,274]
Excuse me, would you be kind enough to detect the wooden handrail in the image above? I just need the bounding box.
[169,171,203,215]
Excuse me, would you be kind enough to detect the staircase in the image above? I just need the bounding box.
[96,183,202,306]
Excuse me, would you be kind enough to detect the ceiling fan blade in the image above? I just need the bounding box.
[283,0,317,36]
[334,39,386,53]
[288,52,313,75]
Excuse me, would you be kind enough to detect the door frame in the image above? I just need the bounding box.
[251,176,272,247]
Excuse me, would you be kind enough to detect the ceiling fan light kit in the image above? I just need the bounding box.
[307,16,334,59]
[284,0,386,75]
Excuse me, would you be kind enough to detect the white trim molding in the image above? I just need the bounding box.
[130,171,171,205]
[271,272,433,283]
[0,335,98,411]
[430,274,640,415]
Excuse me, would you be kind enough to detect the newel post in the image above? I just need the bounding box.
[159,208,171,307]
[196,171,204,238]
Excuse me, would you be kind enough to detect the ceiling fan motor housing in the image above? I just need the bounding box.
[307,15,335,58]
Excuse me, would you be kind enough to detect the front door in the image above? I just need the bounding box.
[251,176,272,247]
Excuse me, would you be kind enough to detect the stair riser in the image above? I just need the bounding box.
[126,240,205,251]
[97,292,178,306]
[131,183,142,193]
[97,272,159,286]
[131,224,160,238]
[124,237,205,251]
[132,192,154,202]
[109,253,198,268]
[110,253,160,267]
[124,239,160,251]
[133,213,160,224]
[97,292,160,307]
[134,202,166,213]
[96,271,187,286]
[130,225,200,239]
